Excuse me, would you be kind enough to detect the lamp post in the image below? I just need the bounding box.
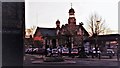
[95,21,100,58]
[95,34,100,58]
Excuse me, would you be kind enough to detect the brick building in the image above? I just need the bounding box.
[34,6,89,49]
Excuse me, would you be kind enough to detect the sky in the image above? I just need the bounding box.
[25,0,119,34]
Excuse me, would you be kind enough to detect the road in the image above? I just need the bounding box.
[23,54,120,68]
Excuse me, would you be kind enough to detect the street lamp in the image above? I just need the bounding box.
[93,30,99,58]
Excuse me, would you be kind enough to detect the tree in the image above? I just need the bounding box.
[87,13,109,36]
[25,25,36,38]
[86,13,110,58]
[30,25,36,34]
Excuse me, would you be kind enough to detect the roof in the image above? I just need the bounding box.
[76,25,89,36]
[34,23,89,38]
[98,34,120,37]
[34,27,56,37]
[97,34,120,41]
[86,34,120,41]
[69,8,75,13]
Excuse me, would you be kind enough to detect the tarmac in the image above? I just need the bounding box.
[24,54,120,67]
[30,55,77,64]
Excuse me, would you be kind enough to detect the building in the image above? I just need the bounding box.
[86,34,120,53]
[34,6,89,49]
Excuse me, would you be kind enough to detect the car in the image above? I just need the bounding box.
[62,48,69,56]
[71,48,79,57]
[35,48,45,54]
[46,48,52,56]
[32,48,39,52]
[107,49,115,55]
[71,48,79,54]
[25,47,33,54]
[92,50,101,54]
[52,48,58,54]
[92,47,101,54]
[100,49,115,59]
[25,47,45,55]
[51,48,59,57]
[91,47,101,58]
[84,48,91,56]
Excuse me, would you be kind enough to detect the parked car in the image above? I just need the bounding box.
[47,48,52,56]
[100,49,115,59]
[62,48,69,56]
[91,47,101,58]
[52,48,58,54]
[71,48,79,57]
[25,47,33,54]
[84,48,90,56]
[25,47,45,55]
[71,48,79,54]
[35,48,45,54]
[51,48,59,57]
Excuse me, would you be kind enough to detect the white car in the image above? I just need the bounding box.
[25,48,33,53]
[52,48,58,54]
[62,48,69,54]
[71,49,78,54]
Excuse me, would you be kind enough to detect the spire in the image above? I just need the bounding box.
[71,3,72,8]
[69,3,75,14]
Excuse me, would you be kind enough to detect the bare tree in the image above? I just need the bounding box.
[87,13,109,36]
[30,25,36,33]
[25,25,36,37]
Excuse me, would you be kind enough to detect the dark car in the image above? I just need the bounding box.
[100,49,115,59]
[91,47,101,58]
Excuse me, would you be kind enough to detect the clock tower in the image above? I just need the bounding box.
[68,3,76,25]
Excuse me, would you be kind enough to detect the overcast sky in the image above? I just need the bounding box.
[25,0,119,34]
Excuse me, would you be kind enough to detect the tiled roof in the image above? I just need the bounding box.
[34,27,56,37]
